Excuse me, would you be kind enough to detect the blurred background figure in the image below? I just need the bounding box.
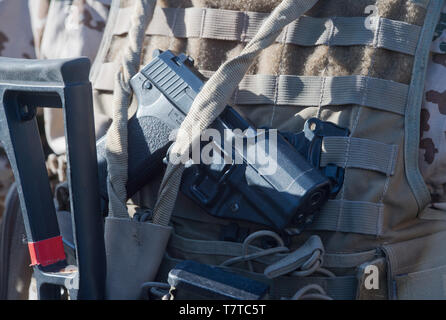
[0,0,36,222]
[0,0,110,300]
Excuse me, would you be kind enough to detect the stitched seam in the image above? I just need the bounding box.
[317,77,327,118]
[270,25,290,127]
[199,8,206,38]
[240,11,248,43]
[374,16,383,49]
[370,13,391,239]
[316,18,335,119]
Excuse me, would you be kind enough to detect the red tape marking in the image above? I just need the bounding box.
[28,236,66,267]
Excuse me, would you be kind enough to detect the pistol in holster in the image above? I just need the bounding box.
[97,50,349,231]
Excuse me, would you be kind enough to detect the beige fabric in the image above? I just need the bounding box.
[92,0,446,299]
[28,0,50,59]
[39,0,111,155]
[106,0,156,218]
[113,6,423,56]
[419,5,446,208]
[0,0,36,59]
[94,63,411,115]
[0,0,35,221]
[104,217,171,299]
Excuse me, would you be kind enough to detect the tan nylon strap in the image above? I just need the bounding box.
[308,200,384,236]
[105,0,156,218]
[152,0,320,226]
[235,74,408,115]
[113,6,421,56]
[168,232,379,269]
[321,137,399,176]
[95,63,408,116]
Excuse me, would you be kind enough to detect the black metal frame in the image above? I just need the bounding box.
[0,57,106,299]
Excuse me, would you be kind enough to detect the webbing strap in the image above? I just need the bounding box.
[158,254,358,300]
[309,200,384,236]
[113,7,422,56]
[321,137,399,176]
[168,232,379,270]
[235,74,408,115]
[94,63,408,116]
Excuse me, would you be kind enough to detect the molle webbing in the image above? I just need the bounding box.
[320,137,399,176]
[158,254,359,300]
[95,64,409,116]
[157,232,386,299]
[167,231,379,269]
[91,0,446,299]
[312,200,384,236]
[113,6,422,56]
[91,0,443,239]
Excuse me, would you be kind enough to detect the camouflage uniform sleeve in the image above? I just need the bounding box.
[420,4,446,207]
[28,0,51,59]
[39,0,110,155]
[0,0,37,219]
[0,0,36,59]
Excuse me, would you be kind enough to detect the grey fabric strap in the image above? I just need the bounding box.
[94,63,409,116]
[235,74,409,115]
[321,137,399,176]
[309,200,384,236]
[323,249,379,269]
[168,232,379,270]
[113,6,422,56]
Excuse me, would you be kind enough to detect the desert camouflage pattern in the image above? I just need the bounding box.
[40,0,110,155]
[0,0,110,217]
[420,4,446,208]
[0,0,109,300]
[0,0,36,59]
[40,0,110,60]
[0,0,36,220]
[28,0,51,58]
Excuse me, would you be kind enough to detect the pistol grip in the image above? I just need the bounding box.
[97,114,172,213]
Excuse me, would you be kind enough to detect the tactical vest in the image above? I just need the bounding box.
[91,0,446,299]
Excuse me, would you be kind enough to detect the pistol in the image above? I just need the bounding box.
[96,50,331,230]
